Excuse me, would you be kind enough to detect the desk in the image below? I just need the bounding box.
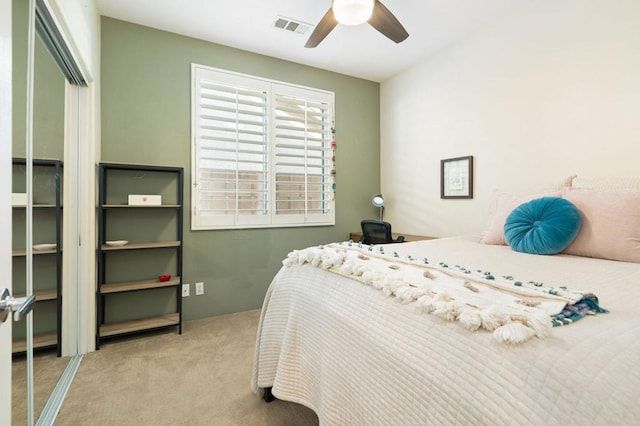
[349,232,435,243]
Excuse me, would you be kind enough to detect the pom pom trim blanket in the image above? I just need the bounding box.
[282,241,607,344]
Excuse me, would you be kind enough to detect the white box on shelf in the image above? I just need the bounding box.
[127,194,162,206]
[12,193,27,206]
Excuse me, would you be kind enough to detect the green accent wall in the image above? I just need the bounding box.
[101,17,381,321]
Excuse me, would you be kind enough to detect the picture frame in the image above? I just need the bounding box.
[441,155,473,199]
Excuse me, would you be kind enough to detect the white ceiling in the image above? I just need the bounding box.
[96,0,530,82]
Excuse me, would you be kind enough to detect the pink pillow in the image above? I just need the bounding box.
[562,188,640,263]
[480,191,560,245]
[572,177,640,191]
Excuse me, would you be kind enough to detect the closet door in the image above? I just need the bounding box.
[11,0,87,423]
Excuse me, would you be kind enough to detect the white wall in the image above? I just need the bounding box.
[380,0,640,238]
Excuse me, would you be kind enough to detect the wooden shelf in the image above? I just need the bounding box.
[12,332,58,353]
[101,241,180,251]
[99,313,180,338]
[349,232,436,243]
[102,277,181,294]
[102,204,181,208]
[12,248,58,256]
[13,204,57,208]
[14,289,57,301]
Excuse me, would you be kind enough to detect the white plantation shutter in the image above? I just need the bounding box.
[192,65,335,230]
[273,86,334,225]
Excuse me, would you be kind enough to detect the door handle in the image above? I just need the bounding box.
[0,288,36,323]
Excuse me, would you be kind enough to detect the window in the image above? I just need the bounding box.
[191,64,335,230]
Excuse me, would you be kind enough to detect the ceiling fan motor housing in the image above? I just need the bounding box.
[305,0,408,48]
[333,0,374,25]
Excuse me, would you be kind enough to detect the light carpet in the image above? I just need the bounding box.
[53,309,318,425]
[12,350,70,425]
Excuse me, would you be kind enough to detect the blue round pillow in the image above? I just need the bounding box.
[504,197,582,255]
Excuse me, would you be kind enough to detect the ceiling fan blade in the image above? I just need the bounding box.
[368,0,409,44]
[305,8,338,48]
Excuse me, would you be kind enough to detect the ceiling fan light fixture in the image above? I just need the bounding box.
[333,0,374,26]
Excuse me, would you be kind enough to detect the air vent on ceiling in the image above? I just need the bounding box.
[273,16,312,35]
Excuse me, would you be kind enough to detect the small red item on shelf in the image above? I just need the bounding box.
[158,274,171,282]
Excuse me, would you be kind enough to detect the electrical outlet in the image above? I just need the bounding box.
[195,282,204,295]
[182,284,190,297]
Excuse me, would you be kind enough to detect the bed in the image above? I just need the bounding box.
[251,185,640,425]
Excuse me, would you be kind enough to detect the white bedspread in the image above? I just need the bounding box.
[251,236,640,425]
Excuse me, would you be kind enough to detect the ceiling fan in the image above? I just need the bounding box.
[305,0,409,48]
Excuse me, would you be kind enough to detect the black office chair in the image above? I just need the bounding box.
[360,220,405,244]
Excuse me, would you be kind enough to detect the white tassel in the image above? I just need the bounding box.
[416,294,435,313]
[340,261,355,276]
[310,252,322,267]
[382,277,403,297]
[393,285,411,301]
[295,248,328,266]
[433,301,459,321]
[370,273,385,290]
[361,270,375,284]
[493,322,536,344]
[282,251,297,267]
[320,253,333,269]
[481,306,509,331]
[395,286,427,304]
[298,249,311,265]
[320,252,345,269]
[458,308,483,331]
[431,293,454,319]
[449,301,466,321]
[433,292,452,302]
[362,270,382,290]
[526,311,553,338]
[353,264,369,277]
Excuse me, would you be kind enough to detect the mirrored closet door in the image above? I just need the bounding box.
[11,0,86,423]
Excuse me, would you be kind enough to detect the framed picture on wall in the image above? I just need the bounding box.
[441,155,473,199]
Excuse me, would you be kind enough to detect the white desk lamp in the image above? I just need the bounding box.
[372,194,384,221]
